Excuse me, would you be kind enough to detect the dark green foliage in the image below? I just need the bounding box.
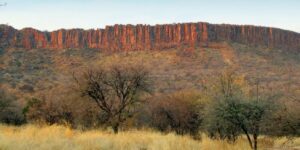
[205,71,276,150]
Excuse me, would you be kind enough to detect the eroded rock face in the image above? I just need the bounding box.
[0,22,299,52]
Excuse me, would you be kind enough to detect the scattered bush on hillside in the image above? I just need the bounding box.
[0,89,25,125]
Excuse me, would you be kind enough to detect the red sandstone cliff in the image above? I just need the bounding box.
[0,22,299,52]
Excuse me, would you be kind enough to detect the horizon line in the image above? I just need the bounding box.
[1,21,299,34]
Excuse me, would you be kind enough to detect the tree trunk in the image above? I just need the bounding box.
[246,133,253,150]
[253,133,258,150]
[253,129,258,150]
[112,123,119,134]
[241,126,253,149]
[253,124,259,150]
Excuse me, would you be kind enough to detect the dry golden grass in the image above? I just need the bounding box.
[0,124,200,150]
[0,124,299,150]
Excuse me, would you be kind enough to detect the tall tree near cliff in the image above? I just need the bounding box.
[74,64,151,133]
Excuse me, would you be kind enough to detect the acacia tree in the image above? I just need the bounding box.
[206,71,275,150]
[75,64,151,133]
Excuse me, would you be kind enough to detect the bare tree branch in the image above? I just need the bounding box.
[74,64,151,133]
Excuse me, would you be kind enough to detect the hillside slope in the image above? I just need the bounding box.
[0,42,299,100]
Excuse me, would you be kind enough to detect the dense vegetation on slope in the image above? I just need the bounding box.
[1,42,299,99]
[0,42,299,149]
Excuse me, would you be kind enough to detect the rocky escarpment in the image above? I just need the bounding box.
[0,22,299,52]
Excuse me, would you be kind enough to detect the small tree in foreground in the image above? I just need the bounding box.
[75,64,151,133]
[206,71,275,150]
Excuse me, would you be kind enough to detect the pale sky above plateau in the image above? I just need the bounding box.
[0,0,299,32]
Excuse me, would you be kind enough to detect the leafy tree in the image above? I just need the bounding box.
[206,71,275,150]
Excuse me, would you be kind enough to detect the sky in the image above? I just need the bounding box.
[0,0,299,32]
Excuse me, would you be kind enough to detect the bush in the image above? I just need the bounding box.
[23,97,74,125]
[0,89,25,125]
[23,84,115,129]
[265,97,300,137]
[147,90,205,136]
